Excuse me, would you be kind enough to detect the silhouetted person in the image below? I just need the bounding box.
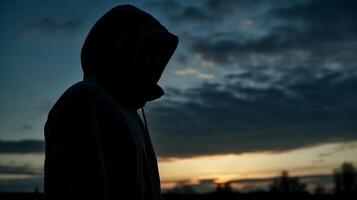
[44,5,178,200]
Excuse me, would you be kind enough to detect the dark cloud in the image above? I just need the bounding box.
[3,1,356,159]
[20,17,82,36]
[175,53,189,65]
[0,140,44,154]
[146,0,181,13]
[147,72,357,158]
[175,6,214,22]
[0,165,42,176]
[191,36,282,65]
[2,73,356,158]
[266,0,357,48]
[148,0,266,24]
[191,27,357,68]
[0,177,43,192]
[20,124,32,130]
[205,0,266,14]
[154,3,216,23]
[190,0,357,68]
[269,0,357,37]
[0,164,42,191]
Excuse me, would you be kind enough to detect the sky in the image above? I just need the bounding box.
[0,0,357,193]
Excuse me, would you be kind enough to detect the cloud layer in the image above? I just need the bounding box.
[140,0,357,158]
[1,0,356,160]
[0,140,44,154]
[148,72,357,158]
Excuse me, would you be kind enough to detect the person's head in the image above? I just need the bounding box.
[81,5,178,107]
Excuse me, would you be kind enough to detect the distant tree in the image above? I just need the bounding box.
[214,182,233,194]
[333,162,357,194]
[33,186,40,193]
[169,184,196,194]
[270,171,307,194]
[314,184,325,195]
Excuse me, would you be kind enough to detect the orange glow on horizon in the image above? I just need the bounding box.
[158,141,357,189]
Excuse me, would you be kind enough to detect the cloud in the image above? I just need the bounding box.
[268,0,357,36]
[0,140,44,154]
[173,6,215,22]
[150,0,352,82]
[0,165,42,176]
[0,176,43,192]
[150,0,347,72]
[175,68,198,76]
[3,0,356,161]
[197,73,214,79]
[148,0,212,23]
[2,77,355,159]
[148,0,266,24]
[146,0,181,13]
[20,124,32,130]
[205,0,265,12]
[175,68,215,79]
[191,27,357,68]
[189,0,357,71]
[2,67,356,159]
[175,54,189,65]
[147,72,357,158]
[0,164,43,191]
[19,17,82,37]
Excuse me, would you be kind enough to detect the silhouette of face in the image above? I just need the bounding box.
[141,40,166,85]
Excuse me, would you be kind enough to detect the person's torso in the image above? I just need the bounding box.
[81,81,162,200]
[45,81,162,200]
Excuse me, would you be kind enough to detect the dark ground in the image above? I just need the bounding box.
[0,192,355,200]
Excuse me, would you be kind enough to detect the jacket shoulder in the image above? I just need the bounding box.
[46,81,127,128]
[48,82,93,115]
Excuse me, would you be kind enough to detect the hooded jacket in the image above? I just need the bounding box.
[44,5,178,200]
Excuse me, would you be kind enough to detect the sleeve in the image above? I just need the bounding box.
[44,88,108,200]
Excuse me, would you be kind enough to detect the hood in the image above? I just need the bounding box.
[81,5,178,109]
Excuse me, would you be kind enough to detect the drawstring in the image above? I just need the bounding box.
[141,107,150,135]
[140,107,162,199]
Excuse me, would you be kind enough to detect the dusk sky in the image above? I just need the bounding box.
[0,0,357,192]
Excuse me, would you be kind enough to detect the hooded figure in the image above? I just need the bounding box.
[44,5,178,200]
